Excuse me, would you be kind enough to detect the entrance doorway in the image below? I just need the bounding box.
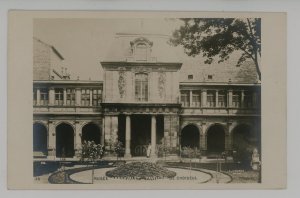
[181,124,200,149]
[131,115,151,156]
[207,124,225,154]
[33,123,48,156]
[82,123,101,145]
[56,123,74,158]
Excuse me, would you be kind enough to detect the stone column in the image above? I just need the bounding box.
[89,89,93,106]
[228,90,233,107]
[101,117,105,146]
[63,88,67,106]
[189,90,193,107]
[200,123,207,151]
[47,121,56,159]
[241,90,245,108]
[49,88,55,106]
[75,121,82,156]
[75,88,81,106]
[125,115,131,158]
[201,89,207,107]
[151,115,157,157]
[225,123,234,151]
[36,88,40,106]
[215,90,219,107]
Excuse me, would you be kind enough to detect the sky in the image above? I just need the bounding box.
[33,18,185,81]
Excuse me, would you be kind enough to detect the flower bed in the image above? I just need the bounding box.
[106,162,176,180]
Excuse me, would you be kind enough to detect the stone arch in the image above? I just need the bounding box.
[81,122,101,145]
[206,123,226,153]
[56,123,75,158]
[54,120,75,131]
[181,124,201,149]
[33,122,48,156]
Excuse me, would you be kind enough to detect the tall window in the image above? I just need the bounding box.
[92,89,102,106]
[218,90,227,107]
[207,90,216,107]
[66,89,75,106]
[192,91,201,107]
[135,43,147,61]
[244,91,253,108]
[81,89,90,106]
[180,91,189,107]
[40,88,48,106]
[55,88,64,106]
[232,91,241,107]
[33,88,37,106]
[135,73,148,101]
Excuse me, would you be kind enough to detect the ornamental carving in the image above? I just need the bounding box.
[158,72,166,99]
[131,66,152,73]
[118,71,126,98]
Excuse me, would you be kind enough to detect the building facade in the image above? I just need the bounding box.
[33,34,261,160]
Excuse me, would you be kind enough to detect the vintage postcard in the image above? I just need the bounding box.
[7,11,286,189]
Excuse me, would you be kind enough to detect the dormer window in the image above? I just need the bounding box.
[135,43,147,61]
[130,37,153,62]
[188,75,193,80]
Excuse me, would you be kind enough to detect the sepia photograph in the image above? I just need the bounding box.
[7,11,286,189]
[32,17,261,185]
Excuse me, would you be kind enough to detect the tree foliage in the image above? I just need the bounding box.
[170,18,261,80]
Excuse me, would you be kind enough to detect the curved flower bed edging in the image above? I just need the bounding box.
[48,165,113,184]
[165,165,213,183]
[49,163,226,184]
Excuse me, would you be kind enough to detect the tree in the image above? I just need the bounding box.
[113,141,125,160]
[170,18,261,80]
[77,140,104,183]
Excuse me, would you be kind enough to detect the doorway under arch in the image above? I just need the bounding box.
[81,123,101,145]
[33,123,48,156]
[56,123,74,158]
[181,124,200,149]
[207,124,225,154]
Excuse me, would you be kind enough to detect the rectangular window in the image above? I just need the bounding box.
[192,91,201,107]
[135,73,148,102]
[81,89,90,106]
[207,90,216,107]
[180,91,189,107]
[40,88,48,106]
[244,91,253,108]
[218,90,227,107]
[92,89,102,106]
[55,88,64,106]
[66,89,75,106]
[232,91,241,107]
[33,88,37,106]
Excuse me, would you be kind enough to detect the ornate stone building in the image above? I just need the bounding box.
[33,34,261,160]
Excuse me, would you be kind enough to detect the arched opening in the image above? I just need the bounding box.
[181,124,200,149]
[56,123,74,158]
[207,124,225,154]
[33,123,48,157]
[82,123,101,145]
